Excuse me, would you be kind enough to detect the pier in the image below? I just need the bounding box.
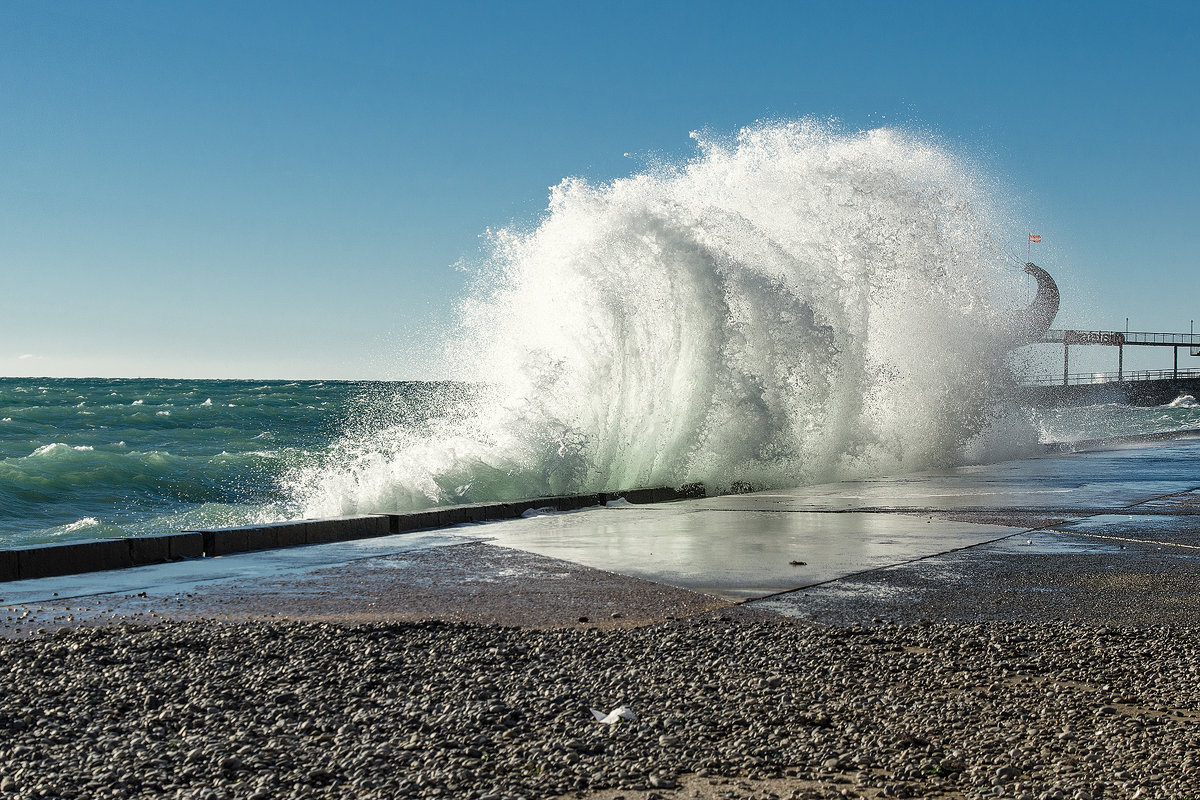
[1022,328,1200,406]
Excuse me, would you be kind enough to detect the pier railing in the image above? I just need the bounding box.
[1023,367,1200,387]
[1028,328,1200,385]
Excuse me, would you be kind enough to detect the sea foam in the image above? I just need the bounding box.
[289,121,1035,517]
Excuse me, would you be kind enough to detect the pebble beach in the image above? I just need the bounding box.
[1,611,1197,800]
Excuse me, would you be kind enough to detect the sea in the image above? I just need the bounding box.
[5,121,1198,548]
[3,379,1197,550]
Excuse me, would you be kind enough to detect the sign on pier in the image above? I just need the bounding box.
[1063,330,1125,346]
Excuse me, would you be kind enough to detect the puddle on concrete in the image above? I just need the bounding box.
[1054,515,1200,548]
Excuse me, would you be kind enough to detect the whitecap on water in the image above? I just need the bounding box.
[61,517,101,533]
[29,443,95,457]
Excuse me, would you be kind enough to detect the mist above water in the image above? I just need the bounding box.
[290,121,1037,516]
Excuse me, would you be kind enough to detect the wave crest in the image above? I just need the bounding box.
[289,121,1030,516]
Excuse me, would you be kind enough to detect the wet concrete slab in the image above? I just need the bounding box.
[753,528,1200,627]
[0,530,467,607]
[1136,488,1200,513]
[465,506,1017,601]
[459,439,1200,603]
[684,440,1200,514]
[0,542,730,637]
[685,475,1195,513]
[744,440,1200,626]
[1053,513,1200,548]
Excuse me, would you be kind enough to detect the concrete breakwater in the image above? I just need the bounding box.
[1020,375,1200,407]
[0,486,702,583]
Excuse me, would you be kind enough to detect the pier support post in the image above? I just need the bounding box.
[1063,342,1070,385]
[1175,346,1179,379]
[1118,344,1123,382]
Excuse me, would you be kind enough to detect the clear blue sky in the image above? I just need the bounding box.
[2,0,1196,379]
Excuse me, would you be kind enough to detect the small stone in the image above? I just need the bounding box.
[995,764,1021,781]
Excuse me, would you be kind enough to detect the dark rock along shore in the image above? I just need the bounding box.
[0,613,1197,800]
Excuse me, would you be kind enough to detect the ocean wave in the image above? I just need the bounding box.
[29,442,95,458]
[10,516,130,545]
[0,442,299,520]
[287,121,1037,517]
[1033,398,1200,443]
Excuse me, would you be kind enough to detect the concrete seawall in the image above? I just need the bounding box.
[0,486,702,583]
[1020,376,1200,407]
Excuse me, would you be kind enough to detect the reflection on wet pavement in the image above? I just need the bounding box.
[469,439,1200,606]
[466,509,1016,601]
[751,440,1200,624]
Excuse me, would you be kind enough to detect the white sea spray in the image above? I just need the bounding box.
[288,121,1040,517]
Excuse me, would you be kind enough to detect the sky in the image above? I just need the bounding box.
[1,0,1197,379]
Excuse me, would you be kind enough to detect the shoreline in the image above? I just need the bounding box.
[5,426,1200,586]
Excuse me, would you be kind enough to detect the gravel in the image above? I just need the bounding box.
[0,613,1197,799]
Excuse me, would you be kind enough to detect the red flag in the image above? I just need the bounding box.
[1028,234,1042,243]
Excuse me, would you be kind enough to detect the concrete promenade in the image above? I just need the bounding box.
[3,434,1199,635]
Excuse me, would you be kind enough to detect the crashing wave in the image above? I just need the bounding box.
[289,120,1036,516]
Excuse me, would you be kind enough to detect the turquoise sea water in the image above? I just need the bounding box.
[0,378,466,547]
[1,376,1198,549]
